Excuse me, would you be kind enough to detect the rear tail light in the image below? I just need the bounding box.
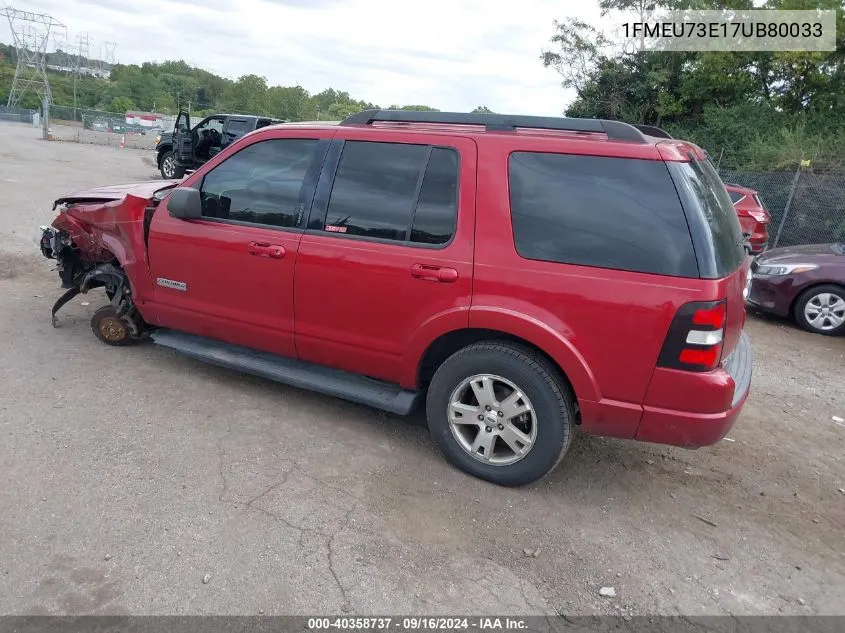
[657,300,726,372]
[747,209,770,224]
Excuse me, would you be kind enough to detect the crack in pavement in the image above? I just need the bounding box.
[217,439,229,503]
[293,462,362,501]
[244,468,294,509]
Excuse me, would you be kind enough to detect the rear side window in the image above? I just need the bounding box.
[321,141,459,245]
[727,190,745,204]
[508,152,698,277]
[672,159,745,276]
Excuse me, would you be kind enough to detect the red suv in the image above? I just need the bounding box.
[39,110,753,486]
[724,183,771,254]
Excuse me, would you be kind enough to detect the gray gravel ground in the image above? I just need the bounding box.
[0,122,843,616]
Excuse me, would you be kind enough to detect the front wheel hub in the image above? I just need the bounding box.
[98,315,127,342]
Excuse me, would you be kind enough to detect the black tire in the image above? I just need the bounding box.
[90,306,137,346]
[425,342,574,487]
[159,150,184,180]
[793,284,845,336]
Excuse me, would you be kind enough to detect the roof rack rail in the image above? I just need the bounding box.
[632,124,673,139]
[340,109,650,144]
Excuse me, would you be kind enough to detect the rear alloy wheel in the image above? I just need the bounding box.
[90,306,137,346]
[426,342,574,486]
[794,284,845,336]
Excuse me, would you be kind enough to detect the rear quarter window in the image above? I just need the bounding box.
[669,159,745,278]
[508,152,699,277]
[727,190,745,204]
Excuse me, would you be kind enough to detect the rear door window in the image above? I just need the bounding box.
[508,152,698,277]
[317,141,459,246]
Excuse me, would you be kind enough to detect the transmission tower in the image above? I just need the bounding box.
[51,26,70,73]
[99,41,116,77]
[74,32,92,75]
[2,6,66,107]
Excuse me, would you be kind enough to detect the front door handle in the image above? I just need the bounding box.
[247,241,285,259]
[410,263,458,283]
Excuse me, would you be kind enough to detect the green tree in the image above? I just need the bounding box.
[227,74,269,114]
[471,106,494,113]
[110,96,135,113]
[267,85,316,120]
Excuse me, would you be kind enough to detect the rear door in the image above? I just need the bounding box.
[173,110,192,165]
[146,128,331,357]
[222,117,251,150]
[293,132,477,385]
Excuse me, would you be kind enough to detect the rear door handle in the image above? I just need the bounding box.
[410,263,458,283]
[247,241,285,259]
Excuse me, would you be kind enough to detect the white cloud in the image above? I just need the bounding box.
[1,0,604,115]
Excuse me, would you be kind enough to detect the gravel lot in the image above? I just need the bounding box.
[0,122,843,617]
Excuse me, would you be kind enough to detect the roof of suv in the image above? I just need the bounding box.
[260,109,707,162]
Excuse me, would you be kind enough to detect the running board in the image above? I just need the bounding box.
[151,329,422,415]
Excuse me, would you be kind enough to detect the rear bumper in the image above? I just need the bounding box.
[634,332,753,448]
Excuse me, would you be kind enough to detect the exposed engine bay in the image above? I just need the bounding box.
[38,181,179,343]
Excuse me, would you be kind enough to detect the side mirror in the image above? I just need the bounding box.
[167,187,202,220]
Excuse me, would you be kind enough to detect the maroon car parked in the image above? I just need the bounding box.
[747,242,845,335]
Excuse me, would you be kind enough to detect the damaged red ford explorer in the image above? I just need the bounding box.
[39,109,753,486]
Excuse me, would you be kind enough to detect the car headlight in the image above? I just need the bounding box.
[755,263,819,276]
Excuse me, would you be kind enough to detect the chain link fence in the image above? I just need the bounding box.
[0,105,38,124]
[717,162,845,249]
[44,105,161,150]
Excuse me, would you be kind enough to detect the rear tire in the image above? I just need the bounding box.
[793,284,845,336]
[91,306,137,346]
[425,342,574,486]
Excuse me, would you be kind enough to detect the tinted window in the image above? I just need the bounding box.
[324,141,429,241]
[226,120,249,135]
[727,190,745,204]
[199,139,318,228]
[508,152,698,277]
[410,148,459,245]
[674,160,745,275]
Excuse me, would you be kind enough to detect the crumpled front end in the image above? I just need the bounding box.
[38,181,177,339]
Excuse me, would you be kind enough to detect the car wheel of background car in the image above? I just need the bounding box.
[159,151,184,180]
[90,306,137,346]
[425,341,574,486]
[793,284,845,336]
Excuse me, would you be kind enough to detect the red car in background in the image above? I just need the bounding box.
[724,183,771,255]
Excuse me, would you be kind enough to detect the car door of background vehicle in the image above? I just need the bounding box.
[146,129,331,357]
[294,132,477,386]
[173,110,192,165]
[221,118,251,151]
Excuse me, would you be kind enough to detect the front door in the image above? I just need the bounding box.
[172,110,192,167]
[294,134,477,385]
[146,132,330,357]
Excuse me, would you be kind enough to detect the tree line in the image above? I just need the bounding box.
[543,0,845,170]
[0,43,493,124]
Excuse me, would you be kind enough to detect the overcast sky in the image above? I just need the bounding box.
[1,0,605,115]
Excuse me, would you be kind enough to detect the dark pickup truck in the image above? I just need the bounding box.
[155,110,283,179]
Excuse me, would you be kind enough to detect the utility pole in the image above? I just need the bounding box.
[42,94,49,139]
